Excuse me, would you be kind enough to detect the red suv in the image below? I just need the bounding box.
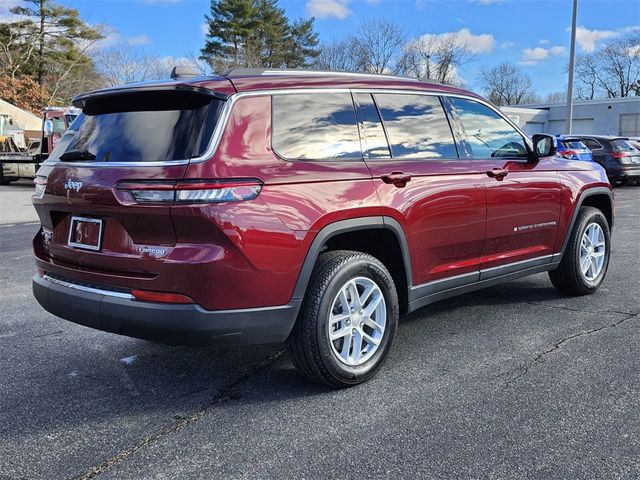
[32,69,614,387]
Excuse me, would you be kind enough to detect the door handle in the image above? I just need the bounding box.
[381,172,412,188]
[486,168,509,181]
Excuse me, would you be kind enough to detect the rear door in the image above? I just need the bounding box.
[356,91,486,288]
[33,88,226,278]
[446,96,560,274]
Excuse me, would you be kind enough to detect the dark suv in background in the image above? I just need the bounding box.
[32,69,614,387]
[578,135,640,185]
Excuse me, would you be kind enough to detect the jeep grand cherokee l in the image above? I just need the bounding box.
[32,69,614,387]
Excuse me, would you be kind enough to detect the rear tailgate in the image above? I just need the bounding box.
[32,81,233,281]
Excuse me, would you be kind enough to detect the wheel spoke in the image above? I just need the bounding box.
[330,325,350,341]
[364,293,383,317]
[362,316,384,332]
[340,331,353,359]
[330,313,350,326]
[580,254,591,274]
[338,289,351,313]
[362,331,380,347]
[351,331,363,363]
[359,284,375,309]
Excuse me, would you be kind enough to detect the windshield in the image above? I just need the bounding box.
[611,139,635,152]
[560,140,587,150]
[49,91,224,163]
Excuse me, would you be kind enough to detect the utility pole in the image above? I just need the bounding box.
[566,0,578,134]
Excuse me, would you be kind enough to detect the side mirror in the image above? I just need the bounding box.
[531,134,556,158]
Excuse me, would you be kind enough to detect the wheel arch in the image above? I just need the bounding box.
[292,217,412,314]
[559,187,614,258]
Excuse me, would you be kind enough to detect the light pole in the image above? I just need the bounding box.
[566,0,578,134]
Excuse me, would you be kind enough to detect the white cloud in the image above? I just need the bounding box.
[200,22,208,36]
[473,0,506,4]
[500,41,515,49]
[306,0,352,19]
[549,45,566,55]
[574,26,617,52]
[127,35,152,46]
[520,45,565,65]
[539,39,549,45]
[417,28,495,55]
[454,28,495,54]
[365,0,381,5]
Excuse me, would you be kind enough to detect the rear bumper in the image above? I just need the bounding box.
[32,274,300,346]
[608,166,640,182]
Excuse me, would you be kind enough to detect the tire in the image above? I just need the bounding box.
[286,250,399,388]
[549,206,611,295]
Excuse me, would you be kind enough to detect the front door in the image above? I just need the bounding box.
[446,97,561,274]
[355,92,486,289]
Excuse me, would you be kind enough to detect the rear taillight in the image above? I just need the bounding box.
[131,289,195,304]
[116,179,262,204]
[34,176,47,199]
[611,152,633,163]
[560,150,577,159]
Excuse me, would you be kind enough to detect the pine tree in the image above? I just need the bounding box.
[200,0,319,71]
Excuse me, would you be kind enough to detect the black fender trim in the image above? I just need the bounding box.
[291,216,413,301]
[558,187,614,259]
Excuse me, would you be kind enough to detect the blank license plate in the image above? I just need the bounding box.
[68,216,103,251]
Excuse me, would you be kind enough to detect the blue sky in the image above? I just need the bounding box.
[3,0,640,96]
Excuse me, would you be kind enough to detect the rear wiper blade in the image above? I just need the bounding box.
[59,149,96,161]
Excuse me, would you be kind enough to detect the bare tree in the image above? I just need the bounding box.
[576,32,640,99]
[479,62,540,105]
[398,32,472,85]
[351,19,406,74]
[313,38,360,72]
[93,46,208,87]
[545,91,567,103]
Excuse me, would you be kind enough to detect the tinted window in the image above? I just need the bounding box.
[584,138,602,149]
[374,93,458,159]
[272,93,360,160]
[356,93,390,159]
[611,139,635,152]
[50,91,223,163]
[450,97,528,158]
[51,91,222,162]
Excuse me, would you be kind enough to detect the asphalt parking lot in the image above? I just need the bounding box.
[1,184,639,479]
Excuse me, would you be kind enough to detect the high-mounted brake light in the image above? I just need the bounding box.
[116,179,262,204]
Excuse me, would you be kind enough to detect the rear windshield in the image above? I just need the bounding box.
[611,139,636,152]
[560,140,587,150]
[49,91,223,163]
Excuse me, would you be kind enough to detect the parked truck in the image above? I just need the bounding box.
[0,107,79,185]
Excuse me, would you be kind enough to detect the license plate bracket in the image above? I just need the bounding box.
[68,216,103,251]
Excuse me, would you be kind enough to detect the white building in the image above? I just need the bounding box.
[501,96,640,137]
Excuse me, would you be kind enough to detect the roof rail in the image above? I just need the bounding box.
[222,68,443,85]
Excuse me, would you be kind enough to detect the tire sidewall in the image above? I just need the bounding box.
[573,210,611,291]
[314,257,398,384]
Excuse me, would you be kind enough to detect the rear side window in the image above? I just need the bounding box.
[272,93,361,160]
[374,93,458,159]
[449,97,528,159]
[584,138,602,149]
[49,90,223,163]
[356,93,390,159]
